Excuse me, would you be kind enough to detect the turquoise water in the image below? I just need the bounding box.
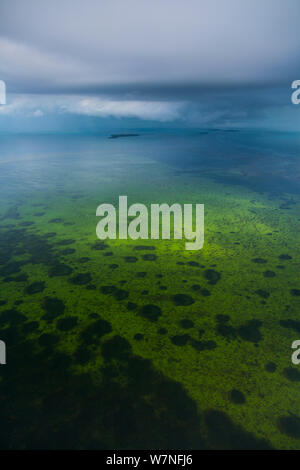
[0,130,300,449]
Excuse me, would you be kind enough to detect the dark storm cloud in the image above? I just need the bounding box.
[0,0,299,130]
[0,0,300,95]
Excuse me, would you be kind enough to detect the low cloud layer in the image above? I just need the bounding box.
[0,94,184,121]
[0,86,298,133]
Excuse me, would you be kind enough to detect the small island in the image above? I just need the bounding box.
[109,133,140,139]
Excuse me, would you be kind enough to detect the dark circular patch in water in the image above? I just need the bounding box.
[279,254,292,260]
[61,248,76,255]
[229,389,246,404]
[20,221,34,227]
[5,273,28,283]
[172,294,195,306]
[56,239,75,246]
[22,320,39,334]
[101,335,131,360]
[216,323,237,340]
[49,263,73,277]
[0,308,26,326]
[204,269,221,285]
[109,264,119,269]
[57,316,78,331]
[25,281,46,295]
[255,289,270,299]
[280,319,300,333]
[114,289,129,301]
[126,302,137,311]
[0,326,20,344]
[0,261,24,276]
[142,254,157,261]
[191,284,201,291]
[140,304,162,322]
[216,314,230,323]
[39,333,59,348]
[251,258,267,264]
[180,319,194,329]
[42,297,65,322]
[101,285,117,295]
[49,218,63,223]
[86,284,96,290]
[134,246,156,251]
[171,334,190,346]
[187,261,200,267]
[190,339,217,351]
[158,327,167,335]
[200,288,211,296]
[265,362,277,373]
[291,289,300,296]
[89,313,99,319]
[237,320,262,343]
[278,416,300,438]
[80,318,112,345]
[124,256,138,263]
[134,333,144,341]
[263,270,276,278]
[70,273,92,285]
[91,241,109,250]
[283,367,300,382]
[136,272,147,278]
[44,232,56,238]
[78,257,90,263]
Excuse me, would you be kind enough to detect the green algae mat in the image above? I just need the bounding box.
[0,131,300,449]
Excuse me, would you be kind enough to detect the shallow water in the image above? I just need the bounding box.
[0,130,300,449]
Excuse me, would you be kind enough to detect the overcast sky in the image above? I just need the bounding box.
[0,0,299,128]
